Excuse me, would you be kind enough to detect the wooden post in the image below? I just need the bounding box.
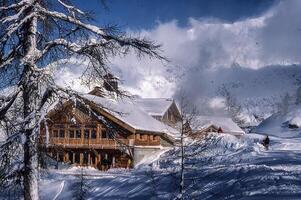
[80,152,83,165]
[112,156,115,168]
[94,151,98,168]
[65,128,67,144]
[98,153,101,170]
[97,124,100,140]
[73,152,75,164]
[81,127,83,144]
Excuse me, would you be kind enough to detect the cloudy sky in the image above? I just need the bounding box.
[57,0,301,102]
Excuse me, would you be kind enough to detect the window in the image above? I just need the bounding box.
[75,152,80,164]
[91,129,97,139]
[83,151,89,164]
[108,132,114,139]
[76,129,81,138]
[58,152,64,162]
[59,130,65,138]
[84,129,89,139]
[150,135,153,140]
[90,153,96,165]
[69,130,75,138]
[68,152,74,164]
[53,130,58,137]
[102,130,107,138]
[144,134,148,140]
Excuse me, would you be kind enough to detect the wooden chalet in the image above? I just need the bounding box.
[189,116,245,139]
[40,90,179,170]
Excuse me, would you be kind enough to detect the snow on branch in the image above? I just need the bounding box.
[57,0,85,16]
[0,88,20,120]
[37,6,107,35]
[0,12,36,44]
[37,5,165,60]
[0,57,14,70]
[0,3,31,24]
[0,44,22,69]
[38,38,110,61]
[0,0,27,11]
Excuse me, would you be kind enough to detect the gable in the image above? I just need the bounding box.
[47,103,98,126]
[162,101,181,122]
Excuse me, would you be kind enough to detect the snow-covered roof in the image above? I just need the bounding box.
[82,94,179,139]
[194,116,245,135]
[134,98,174,116]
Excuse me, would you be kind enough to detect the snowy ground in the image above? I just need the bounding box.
[38,132,301,200]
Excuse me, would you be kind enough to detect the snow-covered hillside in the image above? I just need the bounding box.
[33,132,301,200]
[176,64,301,125]
[255,105,301,138]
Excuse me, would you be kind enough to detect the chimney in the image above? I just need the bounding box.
[103,73,118,92]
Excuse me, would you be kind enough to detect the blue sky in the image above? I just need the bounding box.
[74,0,277,29]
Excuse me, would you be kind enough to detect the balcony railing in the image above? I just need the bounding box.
[134,140,160,146]
[49,137,131,149]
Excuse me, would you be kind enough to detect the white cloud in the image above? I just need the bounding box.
[209,97,226,109]
[56,0,301,100]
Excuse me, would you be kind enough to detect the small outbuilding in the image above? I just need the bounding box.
[190,116,245,138]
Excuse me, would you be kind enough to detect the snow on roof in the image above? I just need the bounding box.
[134,98,174,116]
[82,94,179,139]
[194,116,245,135]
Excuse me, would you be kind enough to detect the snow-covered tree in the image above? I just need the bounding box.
[218,85,245,126]
[173,92,199,200]
[278,92,291,114]
[0,1,164,199]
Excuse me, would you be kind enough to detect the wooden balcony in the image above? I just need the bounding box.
[134,133,161,146]
[49,137,132,149]
[134,139,160,146]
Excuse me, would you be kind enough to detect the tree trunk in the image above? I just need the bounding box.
[23,129,39,200]
[22,9,40,200]
[22,65,39,200]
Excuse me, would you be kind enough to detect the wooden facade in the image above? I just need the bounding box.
[150,101,182,128]
[40,100,173,170]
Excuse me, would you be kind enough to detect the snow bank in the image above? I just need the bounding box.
[37,132,301,199]
[255,105,301,138]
